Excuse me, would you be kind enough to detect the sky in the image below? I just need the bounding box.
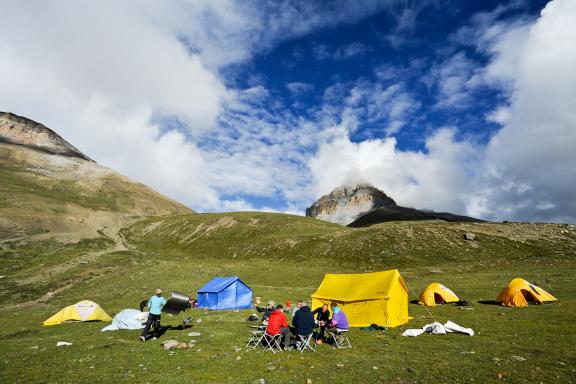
[1,0,575,223]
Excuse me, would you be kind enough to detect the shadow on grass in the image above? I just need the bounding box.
[477,300,500,305]
[144,324,193,340]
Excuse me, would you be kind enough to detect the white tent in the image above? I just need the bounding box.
[101,309,148,332]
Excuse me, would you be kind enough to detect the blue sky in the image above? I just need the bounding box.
[228,0,546,149]
[1,0,575,222]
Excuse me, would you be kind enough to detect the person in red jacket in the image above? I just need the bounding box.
[266,304,291,348]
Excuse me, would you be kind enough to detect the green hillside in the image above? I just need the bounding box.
[1,211,575,383]
[0,143,192,239]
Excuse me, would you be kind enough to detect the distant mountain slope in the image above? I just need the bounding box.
[306,184,481,226]
[123,212,571,266]
[0,112,193,239]
[348,206,481,227]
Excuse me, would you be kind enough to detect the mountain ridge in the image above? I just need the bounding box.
[0,112,93,161]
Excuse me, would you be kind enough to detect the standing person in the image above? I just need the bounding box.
[140,288,167,341]
[266,304,291,349]
[312,303,331,343]
[291,300,303,317]
[292,301,315,338]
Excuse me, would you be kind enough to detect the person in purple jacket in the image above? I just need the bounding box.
[328,303,349,331]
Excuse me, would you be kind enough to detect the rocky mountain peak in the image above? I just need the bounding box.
[307,183,481,226]
[0,112,93,161]
[306,184,396,225]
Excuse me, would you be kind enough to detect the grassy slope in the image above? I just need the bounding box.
[0,212,575,383]
[0,144,192,239]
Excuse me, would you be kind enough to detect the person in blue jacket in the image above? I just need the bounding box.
[140,288,167,341]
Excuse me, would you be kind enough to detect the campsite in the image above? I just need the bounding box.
[1,213,575,383]
[1,1,576,381]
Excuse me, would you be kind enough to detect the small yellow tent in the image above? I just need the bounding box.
[311,269,411,328]
[43,300,112,326]
[496,278,557,308]
[418,283,459,306]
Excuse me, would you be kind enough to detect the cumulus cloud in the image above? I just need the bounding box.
[477,0,576,222]
[309,128,477,214]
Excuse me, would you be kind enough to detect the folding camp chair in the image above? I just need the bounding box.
[296,333,316,353]
[328,329,352,349]
[261,332,283,353]
[246,329,265,349]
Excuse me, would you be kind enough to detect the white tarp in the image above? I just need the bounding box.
[101,309,148,332]
[401,329,425,337]
[402,320,474,337]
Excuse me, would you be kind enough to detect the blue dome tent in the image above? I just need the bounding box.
[197,276,253,310]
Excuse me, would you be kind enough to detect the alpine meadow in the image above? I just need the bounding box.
[1,1,576,383]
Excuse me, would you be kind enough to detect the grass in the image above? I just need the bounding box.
[0,212,575,383]
[0,165,124,213]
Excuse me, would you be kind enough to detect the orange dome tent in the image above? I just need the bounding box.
[496,278,557,308]
[418,283,459,306]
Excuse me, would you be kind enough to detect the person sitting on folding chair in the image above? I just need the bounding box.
[327,302,349,345]
[312,303,331,344]
[292,302,314,337]
[266,304,291,349]
[256,300,276,324]
[292,301,316,351]
[291,300,303,317]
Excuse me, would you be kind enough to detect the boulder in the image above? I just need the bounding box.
[464,233,476,241]
[162,340,179,350]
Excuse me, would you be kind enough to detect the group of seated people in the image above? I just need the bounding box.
[255,300,349,350]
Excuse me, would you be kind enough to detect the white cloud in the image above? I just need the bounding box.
[309,128,476,214]
[286,82,314,96]
[425,51,484,109]
[344,81,420,135]
[477,0,576,222]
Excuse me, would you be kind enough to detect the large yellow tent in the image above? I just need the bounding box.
[496,278,557,308]
[311,269,411,328]
[43,300,112,326]
[419,283,459,306]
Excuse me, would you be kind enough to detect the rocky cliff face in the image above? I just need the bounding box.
[0,112,93,161]
[306,184,397,225]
